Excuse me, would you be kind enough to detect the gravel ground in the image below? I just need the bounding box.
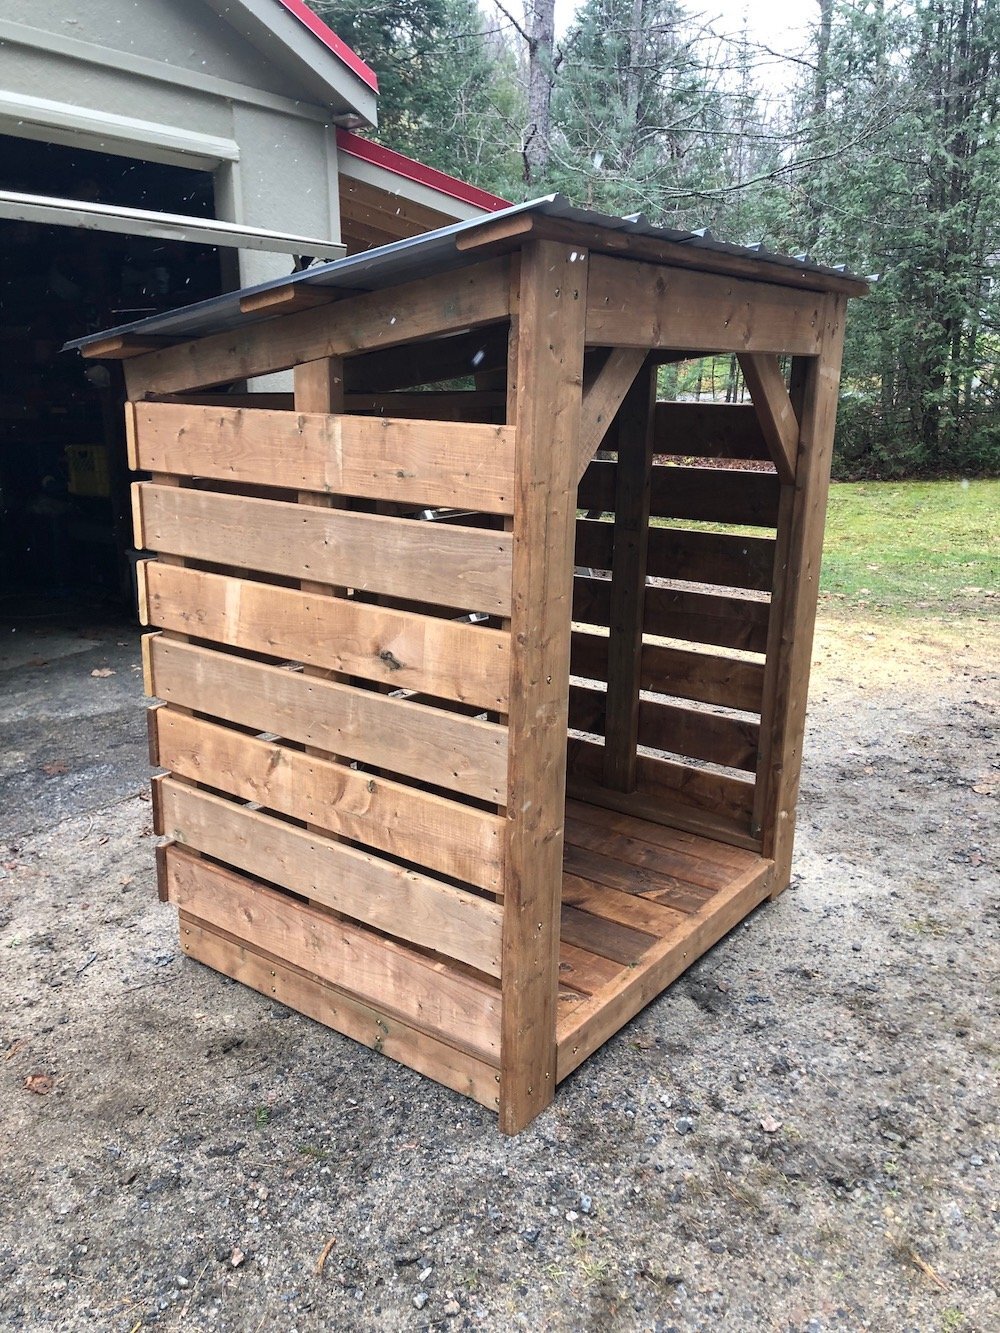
[0,608,997,1332]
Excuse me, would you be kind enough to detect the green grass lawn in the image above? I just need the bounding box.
[820,479,999,616]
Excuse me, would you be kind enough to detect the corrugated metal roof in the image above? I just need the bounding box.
[66,194,866,353]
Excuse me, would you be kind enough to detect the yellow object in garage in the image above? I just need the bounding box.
[66,444,111,498]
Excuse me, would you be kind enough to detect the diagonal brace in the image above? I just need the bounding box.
[576,348,648,483]
[737,353,800,484]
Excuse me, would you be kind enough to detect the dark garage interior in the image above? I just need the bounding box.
[0,136,224,612]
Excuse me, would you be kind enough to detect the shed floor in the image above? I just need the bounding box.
[556,800,774,1080]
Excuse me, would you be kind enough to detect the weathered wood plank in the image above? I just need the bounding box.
[144,635,508,803]
[162,846,501,1060]
[737,353,798,483]
[586,256,826,356]
[564,815,732,891]
[500,240,588,1135]
[129,401,516,515]
[561,872,689,937]
[141,563,510,711]
[636,698,759,772]
[578,460,780,527]
[155,778,503,975]
[153,708,504,891]
[603,360,655,790]
[565,798,756,871]
[560,903,656,966]
[124,257,512,396]
[134,483,513,615]
[181,915,501,1108]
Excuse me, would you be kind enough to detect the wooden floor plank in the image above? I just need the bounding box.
[561,872,688,937]
[560,903,656,966]
[564,814,732,891]
[565,798,757,871]
[558,941,625,995]
[562,841,716,909]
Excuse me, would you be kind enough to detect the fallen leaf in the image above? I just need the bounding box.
[760,1114,782,1134]
[25,656,48,668]
[972,783,994,796]
[91,667,116,678]
[3,1040,24,1062]
[24,1072,54,1095]
[41,761,68,776]
[230,1246,246,1268]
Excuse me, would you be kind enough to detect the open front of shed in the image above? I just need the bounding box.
[72,197,867,1134]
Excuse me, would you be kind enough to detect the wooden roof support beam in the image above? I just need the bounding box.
[737,353,799,484]
[576,348,647,484]
[238,284,346,317]
[82,333,180,360]
[123,256,512,397]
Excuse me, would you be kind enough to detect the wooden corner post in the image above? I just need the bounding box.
[754,295,847,895]
[500,240,588,1134]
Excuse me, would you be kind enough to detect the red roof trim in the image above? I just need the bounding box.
[336,130,510,213]
[274,0,379,93]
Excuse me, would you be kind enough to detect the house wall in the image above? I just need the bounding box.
[0,0,344,290]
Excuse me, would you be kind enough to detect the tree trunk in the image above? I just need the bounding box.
[524,0,555,180]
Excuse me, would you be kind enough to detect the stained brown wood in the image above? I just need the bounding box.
[566,736,755,827]
[560,903,656,965]
[603,361,655,789]
[557,859,773,1079]
[576,348,646,481]
[153,708,504,891]
[129,401,516,514]
[123,257,512,396]
[578,460,781,527]
[155,777,503,975]
[238,284,339,316]
[737,353,798,483]
[637,698,758,772]
[181,915,501,1107]
[345,325,511,394]
[586,257,826,356]
[134,483,513,615]
[573,575,770,653]
[652,402,771,461]
[754,300,848,894]
[565,798,756,870]
[575,519,775,592]
[572,631,765,712]
[144,635,508,804]
[162,846,501,1060]
[564,815,732,891]
[82,332,178,360]
[141,563,510,711]
[500,240,588,1135]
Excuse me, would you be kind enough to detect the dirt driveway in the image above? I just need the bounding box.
[1,609,997,1332]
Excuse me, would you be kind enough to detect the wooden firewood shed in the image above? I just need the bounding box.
[73,197,867,1134]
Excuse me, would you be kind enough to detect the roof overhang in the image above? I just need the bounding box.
[203,0,378,128]
[1,189,346,258]
[336,131,510,221]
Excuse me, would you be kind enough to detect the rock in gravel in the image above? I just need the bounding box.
[580,1194,593,1214]
[443,1299,461,1317]
[413,1292,428,1310]
[675,1117,695,1135]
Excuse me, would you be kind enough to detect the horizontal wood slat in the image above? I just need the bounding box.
[578,460,780,527]
[572,631,764,711]
[162,846,501,1061]
[128,402,516,515]
[143,636,508,804]
[652,401,771,460]
[181,915,501,1107]
[586,256,826,356]
[123,256,512,396]
[155,778,503,975]
[567,737,755,826]
[152,708,503,892]
[568,683,759,771]
[141,562,509,711]
[573,576,769,653]
[575,519,775,591]
[134,483,513,616]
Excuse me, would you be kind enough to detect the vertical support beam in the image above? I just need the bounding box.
[500,241,588,1135]
[602,358,656,791]
[753,296,847,895]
